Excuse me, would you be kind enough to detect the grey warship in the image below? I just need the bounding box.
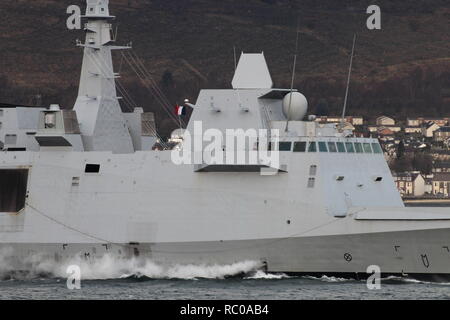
[1,0,450,278]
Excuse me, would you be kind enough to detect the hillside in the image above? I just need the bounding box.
[0,0,449,136]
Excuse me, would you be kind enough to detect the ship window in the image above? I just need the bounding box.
[7,148,26,151]
[44,112,57,129]
[363,143,372,153]
[0,169,28,213]
[71,177,80,187]
[5,134,17,145]
[336,142,346,153]
[0,110,3,116]
[345,142,355,153]
[309,165,317,176]
[293,142,306,152]
[327,142,337,152]
[85,164,100,173]
[279,142,292,151]
[318,142,328,152]
[354,143,363,153]
[307,177,315,188]
[372,143,383,154]
[307,142,317,152]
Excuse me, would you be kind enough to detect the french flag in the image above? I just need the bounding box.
[175,105,186,116]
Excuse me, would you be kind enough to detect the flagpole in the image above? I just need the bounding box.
[176,103,183,143]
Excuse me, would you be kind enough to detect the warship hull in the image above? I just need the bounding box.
[1,150,450,276]
[1,0,450,280]
[2,228,450,276]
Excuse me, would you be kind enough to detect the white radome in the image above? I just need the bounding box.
[282,92,308,121]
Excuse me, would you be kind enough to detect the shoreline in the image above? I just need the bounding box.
[403,198,450,204]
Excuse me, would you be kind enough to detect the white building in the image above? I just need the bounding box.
[422,121,440,138]
[406,118,421,127]
[376,116,395,126]
[432,173,450,197]
[393,172,426,197]
[405,126,422,134]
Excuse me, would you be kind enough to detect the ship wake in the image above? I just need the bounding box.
[0,248,281,281]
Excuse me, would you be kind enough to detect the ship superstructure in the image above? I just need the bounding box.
[1,0,450,277]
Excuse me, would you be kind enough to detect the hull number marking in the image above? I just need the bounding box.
[421,254,430,268]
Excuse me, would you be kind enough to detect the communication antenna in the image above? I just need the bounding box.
[285,19,300,132]
[233,46,237,71]
[114,25,119,41]
[233,47,248,112]
[340,33,357,129]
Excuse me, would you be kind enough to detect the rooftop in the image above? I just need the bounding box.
[434,162,450,168]
[393,172,422,180]
[436,126,450,133]
[425,121,440,129]
[433,172,450,181]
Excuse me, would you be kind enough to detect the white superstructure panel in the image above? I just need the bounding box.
[232,53,273,89]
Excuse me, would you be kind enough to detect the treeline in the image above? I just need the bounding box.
[1,65,449,138]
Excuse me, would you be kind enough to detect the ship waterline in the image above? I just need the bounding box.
[1,0,450,278]
[3,227,450,276]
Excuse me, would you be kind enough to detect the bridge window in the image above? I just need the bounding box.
[0,169,28,213]
[318,142,328,152]
[327,142,337,152]
[309,165,317,176]
[5,134,17,145]
[293,142,306,152]
[85,164,100,173]
[371,143,383,154]
[336,142,346,153]
[307,142,317,152]
[279,142,292,151]
[354,143,363,153]
[345,142,355,153]
[363,143,373,153]
[307,177,315,188]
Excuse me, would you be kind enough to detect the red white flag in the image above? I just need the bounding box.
[175,105,186,116]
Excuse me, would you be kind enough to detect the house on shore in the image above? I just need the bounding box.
[393,172,426,197]
[432,172,450,197]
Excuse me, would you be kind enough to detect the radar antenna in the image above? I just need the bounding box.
[285,19,300,132]
[233,46,237,71]
[340,33,357,130]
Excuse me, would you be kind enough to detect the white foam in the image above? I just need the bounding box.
[303,275,351,282]
[244,270,290,280]
[0,247,14,275]
[0,249,262,280]
[381,276,450,286]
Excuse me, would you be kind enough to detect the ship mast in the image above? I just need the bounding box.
[73,0,135,154]
[284,21,300,133]
[340,33,357,130]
